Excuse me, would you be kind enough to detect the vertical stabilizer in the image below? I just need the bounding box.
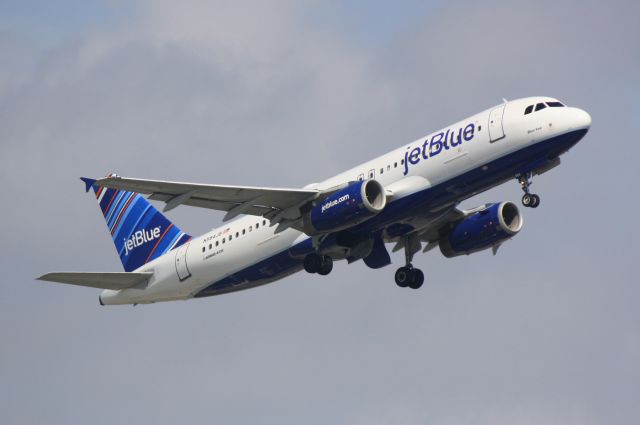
[81,174,191,272]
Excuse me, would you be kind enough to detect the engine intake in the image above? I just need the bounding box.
[304,179,386,234]
[440,202,523,258]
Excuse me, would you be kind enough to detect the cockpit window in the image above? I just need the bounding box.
[546,101,565,107]
[524,105,534,115]
[535,103,547,111]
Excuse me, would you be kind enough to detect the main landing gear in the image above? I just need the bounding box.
[394,234,424,289]
[518,172,540,208]
[304,253,333,275]
[395,265,424,289]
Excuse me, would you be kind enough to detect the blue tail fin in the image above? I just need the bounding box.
[81,175,191,272]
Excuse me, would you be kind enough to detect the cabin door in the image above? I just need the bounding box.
[175,243,192,281]
[488,104,506,142]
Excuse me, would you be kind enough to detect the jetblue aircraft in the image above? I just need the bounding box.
[39,97,591,305]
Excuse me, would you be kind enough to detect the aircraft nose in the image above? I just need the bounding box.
[572,108,592,130]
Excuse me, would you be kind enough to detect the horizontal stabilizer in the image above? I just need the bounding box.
[37,272,153,290]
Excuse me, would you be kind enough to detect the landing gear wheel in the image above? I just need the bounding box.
[530,194,540,208]
[395,266,412,288]
[317,256,333,275]
[518,173,541,209]
[408,269,424,289]
[303,253,322,274]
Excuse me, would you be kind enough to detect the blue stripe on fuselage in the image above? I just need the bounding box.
[194,129,587,298]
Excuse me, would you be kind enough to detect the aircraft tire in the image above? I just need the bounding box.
[530,194,540,208]
[395,267,412,288]
[409,269,424,289]
[318,256,333,275]
[304,253,322,274]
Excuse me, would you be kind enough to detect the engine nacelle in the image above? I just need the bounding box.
[303,180,386,234]
[439,202,523,258]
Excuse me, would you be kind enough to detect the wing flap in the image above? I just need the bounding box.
[148,192,276,216]
[37,272,153,290]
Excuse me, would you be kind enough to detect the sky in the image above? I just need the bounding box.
[1,0,639,424]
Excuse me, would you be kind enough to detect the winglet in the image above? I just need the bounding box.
[80,177,96,193]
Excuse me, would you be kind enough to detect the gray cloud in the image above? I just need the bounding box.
[1,1,638,424]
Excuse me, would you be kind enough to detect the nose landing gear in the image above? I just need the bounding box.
[518,173,540,208]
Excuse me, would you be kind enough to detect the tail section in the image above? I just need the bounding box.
[81,175,191,272]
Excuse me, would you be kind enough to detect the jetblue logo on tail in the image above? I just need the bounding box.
[123,226,161,256]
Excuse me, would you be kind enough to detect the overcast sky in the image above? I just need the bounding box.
[1,1,639,424]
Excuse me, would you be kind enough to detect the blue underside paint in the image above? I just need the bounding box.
[194,129,587,298]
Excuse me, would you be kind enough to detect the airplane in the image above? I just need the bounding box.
[38,96,591,305]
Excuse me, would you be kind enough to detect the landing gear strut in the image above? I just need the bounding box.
[518,172,540,208]
[304,253,333,275]
[394,234,424,289]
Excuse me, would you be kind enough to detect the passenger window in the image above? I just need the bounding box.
[222,238,226,243]
[387,165,391,171]
[236,232,239,238]
[249,226,252,232]
[380,168,383,175]
[524,105,534,115]
[202,246,205,253]
[256,223,259,229]
[242,229,246,235]
[263,220,266,226]
[400,158,404,165]
[209,244,212,250]
[229,235,232,241]
[535,103,546,111]
[394,162,397,168]
[216,241,219,246]
[546,101,564,107]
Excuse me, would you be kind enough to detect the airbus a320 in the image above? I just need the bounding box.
[39,97,591,305]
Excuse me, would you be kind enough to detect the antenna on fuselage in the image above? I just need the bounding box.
[502,97,508,103]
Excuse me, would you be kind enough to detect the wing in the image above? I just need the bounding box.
[37,272,153,290]
[93,175,321,223]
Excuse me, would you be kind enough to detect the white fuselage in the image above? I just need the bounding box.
[100,97,591,305]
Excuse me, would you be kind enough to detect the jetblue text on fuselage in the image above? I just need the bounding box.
[403,123,475,175]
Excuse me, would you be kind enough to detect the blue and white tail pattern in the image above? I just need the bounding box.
[81,174,191,272]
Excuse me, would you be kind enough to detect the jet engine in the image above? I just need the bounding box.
[303,180,386,234]
[439,202,523,258]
